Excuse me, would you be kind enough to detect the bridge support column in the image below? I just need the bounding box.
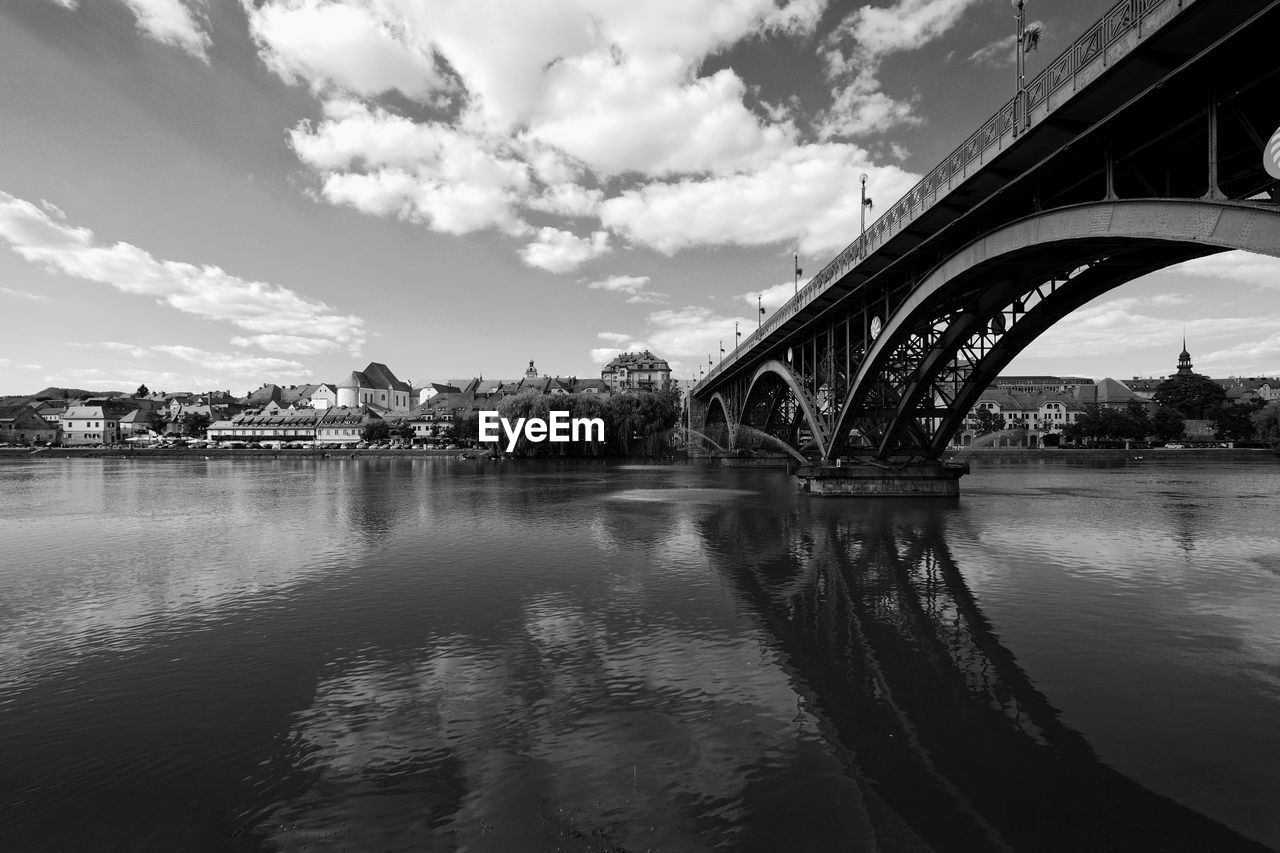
[796,459,969,497]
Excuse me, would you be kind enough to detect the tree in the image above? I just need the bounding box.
[361,420,391,442]
[147,409,169,436]
[1252,401,1280,449]
[1125,401,1153,438]
[1210,402,1257,442]
[1152,374,1227,419]
[184,412,211,438]
[445,413,479,446]
[972,407,1004,435]
[1151,406,1186,442]
[135,384,149,398]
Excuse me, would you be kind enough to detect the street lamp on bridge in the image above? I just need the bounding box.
[859,174,873,254]
[1013,0,1042,132]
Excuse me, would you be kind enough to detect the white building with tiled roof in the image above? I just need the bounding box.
[336,362,412,413]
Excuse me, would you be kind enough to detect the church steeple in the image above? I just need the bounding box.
[1176,334,1194,375]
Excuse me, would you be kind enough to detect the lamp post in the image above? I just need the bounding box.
[735,321,741,352]
[757,293,764,328]
[859,174,873,254]
[794,251,801,295]
[1012,1,1040,132]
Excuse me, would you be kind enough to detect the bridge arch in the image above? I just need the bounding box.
[828,199,1280,460]
[701,392,735,451]
[739,360,830,459]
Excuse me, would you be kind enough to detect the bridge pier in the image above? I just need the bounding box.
[796,459,969,497]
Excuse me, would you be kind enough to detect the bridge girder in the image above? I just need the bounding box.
[828,199,1280,460]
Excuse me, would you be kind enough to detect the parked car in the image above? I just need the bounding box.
[1163,443,1186,449]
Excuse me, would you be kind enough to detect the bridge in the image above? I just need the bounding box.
[690,0,1280,494]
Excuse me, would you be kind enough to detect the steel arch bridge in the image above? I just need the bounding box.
[691,0,1280,465]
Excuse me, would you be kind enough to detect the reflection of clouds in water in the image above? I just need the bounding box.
[0,461,392,693]
[259,595,867,850]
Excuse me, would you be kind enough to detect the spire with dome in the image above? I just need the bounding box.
[1176,333,1194,375]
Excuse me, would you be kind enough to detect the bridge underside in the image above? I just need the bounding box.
[692,0,1280,476]
[696,200,1280,464]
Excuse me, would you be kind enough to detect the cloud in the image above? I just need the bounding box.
[591,305,755,374]
[523,57,795,178]
[1196,333,1280,375]
[241,0,448,100]
[1022,295,1280,368]
[290,100,532,237]
[247,0,926,272]
[0,190,364,355]
[968,21,1044,68]
[1166,251,1280,290]
[742,280,805,315]
[588,274,667,304]
[43,344,310,391]
[49,0,210,60]
[0,286,50,302]
[600,145,919,254]
[229,334,343,355]
[519,228,609,274]
[819,0,986,138]
[120,0,211,61]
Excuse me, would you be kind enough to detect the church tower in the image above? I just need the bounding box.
[1176,335,1194,376]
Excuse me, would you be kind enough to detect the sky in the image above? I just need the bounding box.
[2,0,1279,396]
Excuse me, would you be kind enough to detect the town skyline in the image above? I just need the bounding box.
[4,0,1280,395]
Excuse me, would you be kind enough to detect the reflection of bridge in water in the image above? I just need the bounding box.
[692,0,1280,493]
[706,501,1269,850]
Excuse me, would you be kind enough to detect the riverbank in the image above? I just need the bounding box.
[0,447,471,460]
[2,446,1275,463]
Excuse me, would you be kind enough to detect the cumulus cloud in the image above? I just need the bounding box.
[520,228,609,274]
[243,0,935,272]
[120,0,211,61]
[742,279,806,315]
[48,0,211,60]
[0,190,364,355]
[600,145,918,254]
[240,0,449,100]
[524,58,795,178]
[292,100,532,236]
[819,0,985,138]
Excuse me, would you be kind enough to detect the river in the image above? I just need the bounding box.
[1,455,1277,850]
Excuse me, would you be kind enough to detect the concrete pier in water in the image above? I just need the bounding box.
[796,459,969,497]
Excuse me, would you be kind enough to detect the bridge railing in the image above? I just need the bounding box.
[698,0,1190,393]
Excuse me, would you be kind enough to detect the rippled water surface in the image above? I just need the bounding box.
[1,455,1278,850]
